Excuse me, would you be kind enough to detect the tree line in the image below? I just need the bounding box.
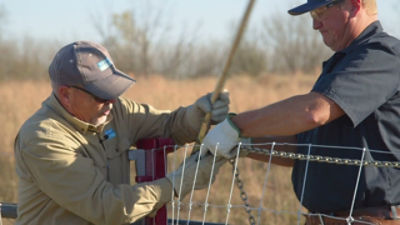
[1,2,335,81]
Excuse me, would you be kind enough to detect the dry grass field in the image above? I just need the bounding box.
[0,74,317,225]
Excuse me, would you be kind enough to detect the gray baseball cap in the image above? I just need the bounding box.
[288,0,341,15]
[49,41,136,100]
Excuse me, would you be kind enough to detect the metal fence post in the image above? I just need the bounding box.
[135,138,175,225]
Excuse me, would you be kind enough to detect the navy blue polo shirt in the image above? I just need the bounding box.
[292,21,400,213]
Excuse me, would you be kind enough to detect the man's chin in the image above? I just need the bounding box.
[322,38,335,51]
[92,116,108,126]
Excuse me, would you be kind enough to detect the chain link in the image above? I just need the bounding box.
[241,146,400,168]
[229,159,256,225]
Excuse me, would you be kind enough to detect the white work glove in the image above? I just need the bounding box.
[201,116,250,159]
[166,152,226,198]
[186,91,230,130]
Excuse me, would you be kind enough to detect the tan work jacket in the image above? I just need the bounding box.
[14,95,200,225]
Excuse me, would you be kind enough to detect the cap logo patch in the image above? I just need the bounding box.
[97,58,112,71]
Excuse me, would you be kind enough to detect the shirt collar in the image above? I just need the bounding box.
[340,21,382,55]
[45,94,112,134]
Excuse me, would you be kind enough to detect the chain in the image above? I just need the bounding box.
[241,146,400,168]
[229,158,256,225]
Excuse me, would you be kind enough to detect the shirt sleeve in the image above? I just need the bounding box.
[312,45,400,127]
[114,98,200,145]
[16,129,173,225]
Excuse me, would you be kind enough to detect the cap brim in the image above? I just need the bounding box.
[86,69,136,100]
[288,1,330,15]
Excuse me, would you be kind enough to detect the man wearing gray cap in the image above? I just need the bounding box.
[14,40,229,225]
[201,0,400,224]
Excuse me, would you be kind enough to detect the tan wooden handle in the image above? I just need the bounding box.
[196,0,256,144]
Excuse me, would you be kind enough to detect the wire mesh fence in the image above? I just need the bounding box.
[2,141,399,225]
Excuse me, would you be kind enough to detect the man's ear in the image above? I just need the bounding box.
[349,0,361,15]
[57,86,72,107]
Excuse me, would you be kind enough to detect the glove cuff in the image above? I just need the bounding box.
[226,113,241,137]
[166,172,186,198]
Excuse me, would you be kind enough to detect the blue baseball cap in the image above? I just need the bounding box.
[288,0,339,15]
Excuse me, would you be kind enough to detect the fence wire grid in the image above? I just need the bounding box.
[2,142,399,225]
[131,142,399,225]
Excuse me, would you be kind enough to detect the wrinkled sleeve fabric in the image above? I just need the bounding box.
[16,124,173,225]
[114,98,200,145]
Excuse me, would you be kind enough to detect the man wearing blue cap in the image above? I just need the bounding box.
[201,0,400,224]
[14,41,229,225]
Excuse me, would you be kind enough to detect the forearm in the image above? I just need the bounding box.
[232,95,315,137]
[232,92,344,137]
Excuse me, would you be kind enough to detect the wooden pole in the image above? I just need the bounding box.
[196,0,256,144]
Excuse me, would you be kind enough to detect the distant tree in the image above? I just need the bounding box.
[89,1,342,78]
[261,13,331,74]
[0,4,54,81]
[0,6,19,80]
[112,11,145,73]
[92,0,200,78]
[230,38,268,77]
[181,41,224,78]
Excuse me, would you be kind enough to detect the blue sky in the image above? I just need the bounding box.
[3,0,400,43]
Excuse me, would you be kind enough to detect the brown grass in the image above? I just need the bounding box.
[0,74,316,224]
